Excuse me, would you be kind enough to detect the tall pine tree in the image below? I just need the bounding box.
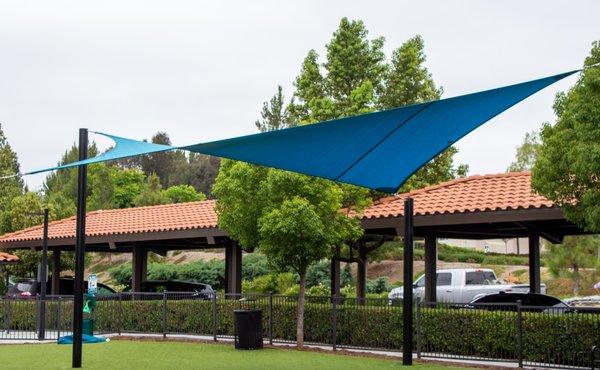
[0,124,25,232]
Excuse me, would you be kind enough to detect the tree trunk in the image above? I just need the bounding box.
[573,263,580,296]
[296,271,306,349]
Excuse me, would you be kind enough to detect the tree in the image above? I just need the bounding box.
[0,124,25,231]
[168,152,221,197]
[111,168,146,208]
[546,236,600,295]
[258,195,360,345]
[323,18,386,116]
[287,18,386,123]
[379,35,467,192]
[134,174,169,206]
[379,35,442,108]
[532,42,600,232]
[507,130,541,172]
[215,18,469,348]
[43,142,99,204]
[213,166,363,348]
[255,86,292,132]
[288,27,466,193]
[138,132,184,188]
[0,191,78,277]
[163,184,206,203]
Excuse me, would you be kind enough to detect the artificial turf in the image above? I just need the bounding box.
[0,340,469,370]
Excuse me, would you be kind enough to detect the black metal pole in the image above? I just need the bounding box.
[38,208,49,340]
[528,234,540,294]
[403,197,414,365]
[424,233,437,305]
[72,128,88,368]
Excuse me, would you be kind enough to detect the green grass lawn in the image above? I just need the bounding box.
[0,340,469,370]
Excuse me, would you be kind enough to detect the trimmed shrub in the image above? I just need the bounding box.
[0,297,597,367]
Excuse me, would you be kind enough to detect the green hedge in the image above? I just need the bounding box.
[1,298,597,367]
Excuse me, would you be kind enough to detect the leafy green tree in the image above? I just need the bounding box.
[532,42,600,232]
[162,184,206,203]
[212,161,270,251]
[43,143,99,203]
[213,165,365,348]
[1,191,78,278]
[87,164,116,210]
[379,35,467,192]
[379,35,442,108]
[134,174,168,206]
[2,192,44,278]
[111,168,146,208]
[138,132,181,188]
[0,124,25,230]
[1,191,44,233]
[216,18,474,348]
[323,18,386,116]
[169,152,220,197]
[507,130,541,172]
[255,86,292,132]
[288,18,386,122]
[546,236,600,295]
[287,25,466,193]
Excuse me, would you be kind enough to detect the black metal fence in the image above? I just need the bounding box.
[1,293,599,369]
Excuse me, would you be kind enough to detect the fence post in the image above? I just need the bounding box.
[268,292,273,346]
[332,295,338,351]
[57,297,61,339]
[516,300,523,368]
[118,292,123,336]
[162,292,167,338]
[211,292,217,342]
[38,295,47,340]
[416,300,421,359]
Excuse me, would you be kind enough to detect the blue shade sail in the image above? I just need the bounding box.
[24,132,175,175]
[23,70,578,193]
[182,70,578,192]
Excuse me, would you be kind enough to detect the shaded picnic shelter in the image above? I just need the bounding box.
[0,171,588,302]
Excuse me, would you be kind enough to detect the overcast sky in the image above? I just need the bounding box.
[1,1,598,190]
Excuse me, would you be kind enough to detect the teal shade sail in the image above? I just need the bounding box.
[25,132,174,175]
[181,70,578,192]
[24,70,578,193]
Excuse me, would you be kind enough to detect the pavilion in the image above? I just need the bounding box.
[0,171,588,301]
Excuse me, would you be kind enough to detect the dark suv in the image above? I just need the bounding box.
[5,277,116,298]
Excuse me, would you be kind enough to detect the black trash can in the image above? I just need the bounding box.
[234,309,263,350]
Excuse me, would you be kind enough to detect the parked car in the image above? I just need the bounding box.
[388,268,546,304]
[469,292,569,312]
[5,277,116,298]
[122,280,214,300]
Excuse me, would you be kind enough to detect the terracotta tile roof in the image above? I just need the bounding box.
[0,251,19,262]
[0,200,218,243]
[0,172,555,245]
[362,172,555,219]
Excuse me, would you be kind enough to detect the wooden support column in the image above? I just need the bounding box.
[356,243,367,305]
[528,234,541,293]
[331,246,340,297]
[424,233,437,304]
[51,246,61,295]
[225,241,242,295]
[132,246,148,292]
